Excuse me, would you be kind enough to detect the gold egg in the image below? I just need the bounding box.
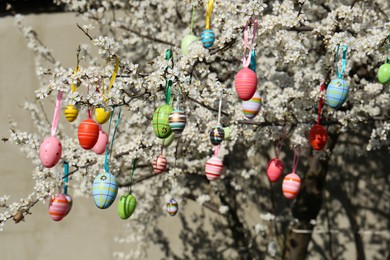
[64,104,79,122]
[95,108,111,124]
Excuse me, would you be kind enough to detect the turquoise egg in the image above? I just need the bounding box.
[326,78,349,109]
[92,172,118,209]
[201,30,215,49]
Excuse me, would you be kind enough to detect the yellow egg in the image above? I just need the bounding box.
[64,104,79,122]
[95,108,111,124]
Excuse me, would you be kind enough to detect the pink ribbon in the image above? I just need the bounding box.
[51,90,63,137]
[242,18,259,68]
[292,148,301,173]
[213,144,220,157]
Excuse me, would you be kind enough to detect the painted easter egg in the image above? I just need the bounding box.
[309,124,328,151]
[205,156,223,181]
[158,132,175,147]
[377,63,390,84]
[64,194,73,216]
[181,34,198,55]
[201,29,215,49]
[282,172,301,199]
[39,136,62,168]
[92,129,108,155]
[48,194,70,221]
[168,109,186,135]
[117,193,137,220]
[266,158,284,182]
[235,67,257,101]
[95,108,111,125]
[209,126,225,145]
[78,118,100,150]
[64,104,79,122]
[326,78,349,109]
[166,199,178,216]
[153,155,168,174]
[92,172,118,209]
[242,91,262,119]
[152,105,173,139]
[223,127,231,140]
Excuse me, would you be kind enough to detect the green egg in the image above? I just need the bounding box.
[153,105,173,138]
[158,132,175,147]
[181,34,198,55]
[377,63,390,84]
[117,194,137,220]
[223,127,232,140]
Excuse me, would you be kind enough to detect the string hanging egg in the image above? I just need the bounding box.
[95,108,111,125]
[48,194,70,221]
[117,194,137,220]
[78,118,100,150]
[40,136,62,168]
[282,172,301,199]
[93,129,109,155]
[168,109,186,135]
[92,172,118,209]
[242,91,261,119]
[205,156,223,181]
[209,126,225,145]
[64,104,79,122]
[266,158,284,182]
[153,155,168,174]
[153,104,173,139]
[166,199,178,216]
[309,124,328,150]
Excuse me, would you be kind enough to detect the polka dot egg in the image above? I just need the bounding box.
[39,136,62,168]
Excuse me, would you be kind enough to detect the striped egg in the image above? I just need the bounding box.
[166,199,178,216]
[181,34,198,55]
[48,194,70,221]
[92,172,118,209]
[64,194,73,216]
[209,126,225,145]
[235,67,257,101]
[377,63,390,84]
[117,194,137,220]
[158,132,175,147]
[64,104,79,122]
[39,136,62,168]
[205,156,223,181]
[152,105,174,139]
[242,91,262,119]
[282,172,301,199]
[309,124,328,151]
[92,129,109,155]
[95,108,111,125]
[168,110,186,135]
[153,155,168,174]
[266,158,284,182]
[78,118,100,150]
[201,29,215,49]
[326,78,349,109]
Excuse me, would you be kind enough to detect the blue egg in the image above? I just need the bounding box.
[93,172,118,209]
[326,78,349,109]
[201,30,215,48]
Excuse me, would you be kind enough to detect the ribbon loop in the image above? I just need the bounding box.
[70,66,80,93]
[63,162,69,194]
[51,91,63,137]
[128,158,138,194]
[104,107,122,173]
[242,18,259,68]
[213,144,220,157]
[317,83,325,124]
[292,148,301,173]
[205,0,215,30]
[335,44,348,79]
[249,50,256,72]
[165,49,173,105]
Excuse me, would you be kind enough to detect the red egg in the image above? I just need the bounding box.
[39,136,62,168]
[282,173,301,199]
[48,194,70,221]
[234,67,257,101]
[78,119,99,150]
[153,155,168,174]
[266,158,284,182]
[309,124,328,150]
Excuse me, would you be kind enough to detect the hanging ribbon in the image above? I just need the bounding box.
[51,91,63,137]
[317,83,325,124]
[205,0,215,30]
[275,127,287,159]
[292,148,301,173]
[249,50,256,72]
[213,144,220,157]
[63,162,69,194]
[101,55,120,100]
[128,159,138,194]
[165,49,173,105]
[190,6,196,34]
[104,107,122,173]
[335,44,348,79]
[70,66,80,93]
[217,91,223,126]
[385,34,390,64]
[242,18,259,68]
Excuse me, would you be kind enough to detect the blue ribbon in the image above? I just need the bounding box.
[249,50,256,72]
[335,44,348,79]
[104,107,122,173]
[63,162,69,194]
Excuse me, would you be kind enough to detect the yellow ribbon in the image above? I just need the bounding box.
[70,66,80,93]
[102,55,120,98]
[205,0,215,30]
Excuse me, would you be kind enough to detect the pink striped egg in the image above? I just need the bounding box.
[153,155,168,174]
[282,172,301,199]
[48,194,70,221]
[234,67,257,101]
[92,129,108,155]
[39,136,62,168]
[266,158,284,182]
[205,156,223,181]
[242,91,262,119]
